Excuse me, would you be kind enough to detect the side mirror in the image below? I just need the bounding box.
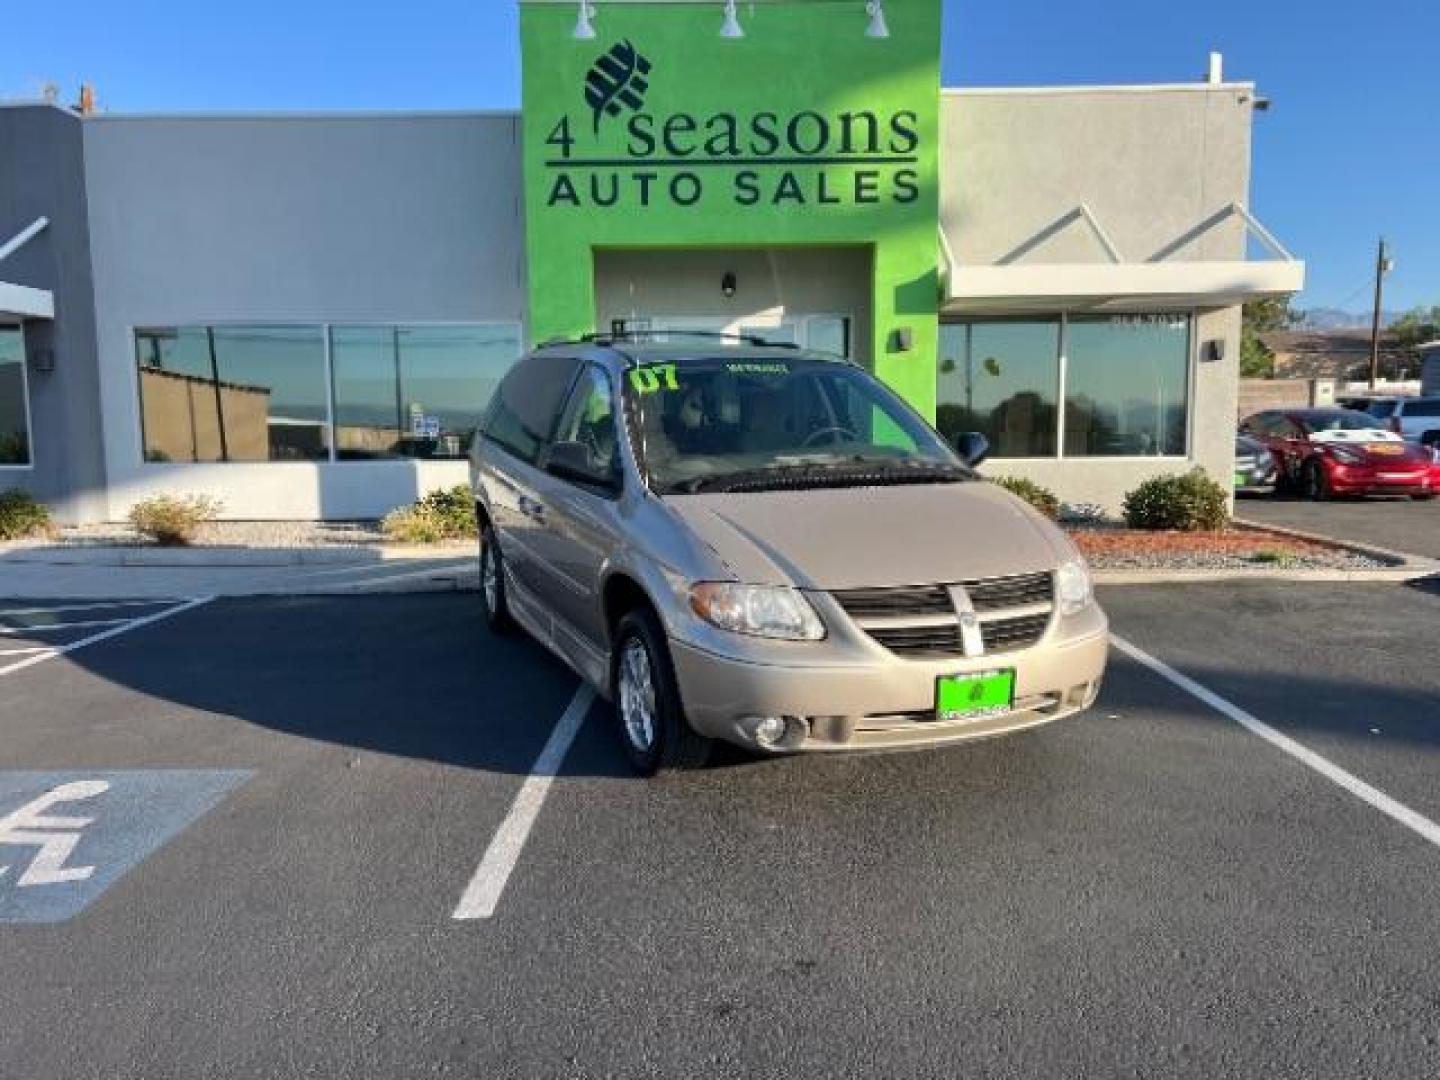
[954,431,990,468]
[545,441,620,490]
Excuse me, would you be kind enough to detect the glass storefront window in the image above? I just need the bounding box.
[135,325,328,462]
[332,324,522,460]
[136,323,522,464]
[937,321,1059,457]
[938,315,1191,459]
[0,326,30,465]
[1064,315,1189,457]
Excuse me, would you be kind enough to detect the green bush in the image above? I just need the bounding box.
[128,494,222,546]
[991,476,1060,519]
[381,485,477,545]
[0,488,55,541]
[1122,470,1230,532]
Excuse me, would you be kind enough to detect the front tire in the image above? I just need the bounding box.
[1302,460,1332,501]
[478,520,515,634]
[612,609,712,776]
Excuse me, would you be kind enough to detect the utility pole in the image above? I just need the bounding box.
[1368,237,1392,390]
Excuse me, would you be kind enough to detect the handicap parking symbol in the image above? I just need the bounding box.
[0,770,251,924]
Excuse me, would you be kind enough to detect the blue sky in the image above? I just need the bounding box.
[8,0,1438,314]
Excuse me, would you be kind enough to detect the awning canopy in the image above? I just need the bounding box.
[941,203,1305,315]
[0,217,55,321]
[0,281,55,320]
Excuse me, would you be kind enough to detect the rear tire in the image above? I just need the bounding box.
[479,519,515,634]
[612,609,712,776]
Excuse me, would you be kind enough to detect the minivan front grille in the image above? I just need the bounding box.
[832,571,1055,659]
[981,612,1052,654]
[962,571,1053,612]
[828,584,952,619]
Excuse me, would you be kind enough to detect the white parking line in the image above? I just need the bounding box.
[0,600,178,618]
[452,684,596,921]
[0,618,134,636]
[1111,634,1440,852]
[0,597,215,678]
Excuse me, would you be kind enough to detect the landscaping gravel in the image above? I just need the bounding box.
[29,520,391,549]
[1068,524,1395,572]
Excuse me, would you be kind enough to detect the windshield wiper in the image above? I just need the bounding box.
[668,461,970,494]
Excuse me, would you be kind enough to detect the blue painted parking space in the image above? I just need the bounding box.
[0,770,252,925]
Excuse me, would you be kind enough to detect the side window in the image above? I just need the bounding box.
[1407,400,1440,418]
[482,355,581,464]
[553,365,620,475]
[1366,400,1396,419]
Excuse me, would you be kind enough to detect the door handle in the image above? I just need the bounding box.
[519,495,546,521]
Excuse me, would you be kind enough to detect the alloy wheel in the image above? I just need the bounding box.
[618,637,658,754]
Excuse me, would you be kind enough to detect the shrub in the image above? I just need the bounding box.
[0,488,55,541]
[381,485,477,545]
[128,494,222,546]
[991,476,1060,519]
[1122,470,1229,532]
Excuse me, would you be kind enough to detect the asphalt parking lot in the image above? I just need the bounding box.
[2,585,1438,1078]
[1240,491,1440,560]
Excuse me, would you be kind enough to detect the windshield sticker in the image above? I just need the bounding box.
[725,362,791,376]
[628,362,680,394]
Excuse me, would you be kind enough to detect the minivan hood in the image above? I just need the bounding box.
[663,482,1067,590]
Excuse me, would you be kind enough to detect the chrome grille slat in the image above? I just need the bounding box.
[833,571,1055,659]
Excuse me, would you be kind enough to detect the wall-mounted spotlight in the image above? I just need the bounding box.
[572,0,597,40]
[720,0,744,39]
[865,0,889,39]
[721,271,738,298]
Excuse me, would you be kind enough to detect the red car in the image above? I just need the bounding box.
[1238,407,1437,501]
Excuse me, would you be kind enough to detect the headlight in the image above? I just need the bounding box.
[1328,445,1365,465]
[1255,449,1274,470]
[689,583,826,641]
[1056,558,1092,616]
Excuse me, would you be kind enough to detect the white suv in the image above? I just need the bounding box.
[1364,397,1440,447]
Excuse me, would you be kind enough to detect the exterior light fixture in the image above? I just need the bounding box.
[720,0,744,39]
[721,271,738,297]
[573,1,597,40]
[865,0,889,38]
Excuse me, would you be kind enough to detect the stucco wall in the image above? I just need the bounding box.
[82,113,526,520]
[941,84,1253,267]
[0,105,107,524]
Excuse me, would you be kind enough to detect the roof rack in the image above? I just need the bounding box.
[561,329,802,350]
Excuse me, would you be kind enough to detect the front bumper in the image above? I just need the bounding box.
[1325,463,1431,495]
[670,603,1109,752]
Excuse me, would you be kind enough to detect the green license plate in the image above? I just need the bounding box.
[937,669,1016,722]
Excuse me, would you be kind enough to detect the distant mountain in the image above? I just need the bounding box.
[1294,307,1405,330]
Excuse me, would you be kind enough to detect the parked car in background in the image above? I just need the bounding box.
[1233,434,1277,494]
[1361,396,1440,447]
[1238,407,1436,501]
[470,334,1108,774]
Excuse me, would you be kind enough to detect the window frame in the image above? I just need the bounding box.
[479,352,584,467]
[939,311,1195,463]
[546,362,625,497]
[0,322,35,470]
[132,320,525,466]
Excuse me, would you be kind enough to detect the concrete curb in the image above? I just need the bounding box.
[0,543,476,568]
[1094,565,1438,585]
[1233,517,1437,568]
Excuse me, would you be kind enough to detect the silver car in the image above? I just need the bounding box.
[469,335,1108,775]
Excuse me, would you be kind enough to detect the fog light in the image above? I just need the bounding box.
[751,716,787,747]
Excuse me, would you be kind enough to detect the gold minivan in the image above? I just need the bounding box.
[470,334,1107,775]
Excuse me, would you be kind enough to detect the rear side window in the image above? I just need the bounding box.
[1404,399,1440,418]
[482,355,581,464]
[1366,400,1396,419]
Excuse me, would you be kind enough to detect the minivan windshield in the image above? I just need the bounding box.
[623,355,967,494]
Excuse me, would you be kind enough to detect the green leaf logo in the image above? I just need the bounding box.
[583,40,653,133]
